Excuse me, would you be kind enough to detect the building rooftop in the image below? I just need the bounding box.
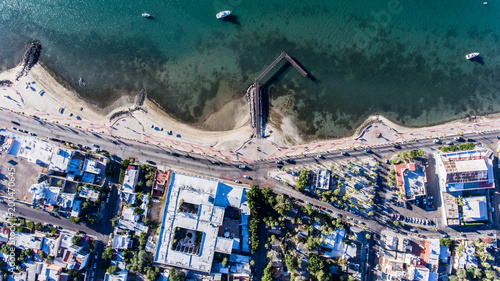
[104,270,129,281]
[123,168,140,192]
[49,149,73,173]
[79,187,100,201]
[316,170,331,190]
[113,234,132,250]
[153,169,170,197]
[155,173,246,274]
[396,164,426,200]
[463,196,488,222]
[83,159,101,175]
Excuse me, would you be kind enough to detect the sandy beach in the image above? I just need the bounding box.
[1,61,499,162]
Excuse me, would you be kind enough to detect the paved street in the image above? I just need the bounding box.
[2,108,500,281]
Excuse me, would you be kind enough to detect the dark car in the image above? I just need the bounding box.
[11,121,20,126]
[341,152,349,156]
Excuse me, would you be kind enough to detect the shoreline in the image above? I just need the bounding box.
[0,62,498,154]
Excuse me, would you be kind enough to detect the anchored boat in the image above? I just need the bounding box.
[216,10,231,19]
[465,52,480,60]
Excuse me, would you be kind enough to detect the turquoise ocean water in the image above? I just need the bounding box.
[1,0,500,138]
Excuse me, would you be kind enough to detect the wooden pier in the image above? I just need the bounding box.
[248,52,308,138]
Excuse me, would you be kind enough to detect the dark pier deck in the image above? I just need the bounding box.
[248,52,308,138]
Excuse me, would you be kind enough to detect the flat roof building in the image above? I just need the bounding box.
[123,167,139,192]
[436,149,494,226]
[462,196,488,222]
[395,163,427,200]
[155,173,247,274]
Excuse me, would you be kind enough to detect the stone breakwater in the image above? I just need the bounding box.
[16,40,42,81]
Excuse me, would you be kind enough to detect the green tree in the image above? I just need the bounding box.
[222,257,229,267]
[441,146,450,153]
[146,267,161,281]
[73,236,82,245]
[139,233,147,250]
[35,222,43,231]
[308,254,325,276]
[296,170,310,191]
[284,256,298,273]
[107,265,119,274]
[102,247,113,260]
[262,261,274,281]
[409,150,417,159]
[484,269,495,280]
[417,150,425,157]
[127,250,149,273]
[134,207,144,216]
[169,268,185,281]
[70,216,80,224]
[440,238,453,248]
[457,269,467,279]
[26,221,34,229]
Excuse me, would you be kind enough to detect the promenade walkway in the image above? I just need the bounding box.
[2,84,500,164]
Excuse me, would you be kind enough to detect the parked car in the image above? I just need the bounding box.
[275,160,283,164]
[238,165,246,169]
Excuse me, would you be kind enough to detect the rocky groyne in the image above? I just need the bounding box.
[16,40,42,81]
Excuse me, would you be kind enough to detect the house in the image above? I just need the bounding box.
[11,233,43,250]
[0,226,10,243]
[55,234,90,270]
[48,149,74,174]
[42,237,60,257]
[322,228,346,258]
[395,163,427,201]
[104,270,129,281]
[71,200,82,217]
[123,166,140,192]
[316,170,331,190]
[122,207,140,222]
[79,187,100,202]
[424,239,440,268]
[462,196,488,222]
[38,264,63,281]
[152,169,170,198]
[112,234,132,250]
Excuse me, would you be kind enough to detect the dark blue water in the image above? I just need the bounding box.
[1,0,500,138]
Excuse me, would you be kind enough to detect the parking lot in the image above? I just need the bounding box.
[0,152,41,202]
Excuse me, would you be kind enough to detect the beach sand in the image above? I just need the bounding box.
[1,62,498,156]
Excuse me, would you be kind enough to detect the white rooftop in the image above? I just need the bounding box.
[123,168,140,192]
[454,159,487,172]
[83,159,101,174]
[463,196,488,222]
[156,173,245,274]
[104,270,129,281]
[113,234,131,250]
[49,148,73,173]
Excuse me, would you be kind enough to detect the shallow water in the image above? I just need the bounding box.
[1,0,499,138]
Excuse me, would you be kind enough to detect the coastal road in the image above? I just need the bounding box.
[2,109,500,240]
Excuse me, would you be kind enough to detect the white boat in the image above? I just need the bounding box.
[216,10,231,19]
[142,13,151,18]
[465,52,480,60]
